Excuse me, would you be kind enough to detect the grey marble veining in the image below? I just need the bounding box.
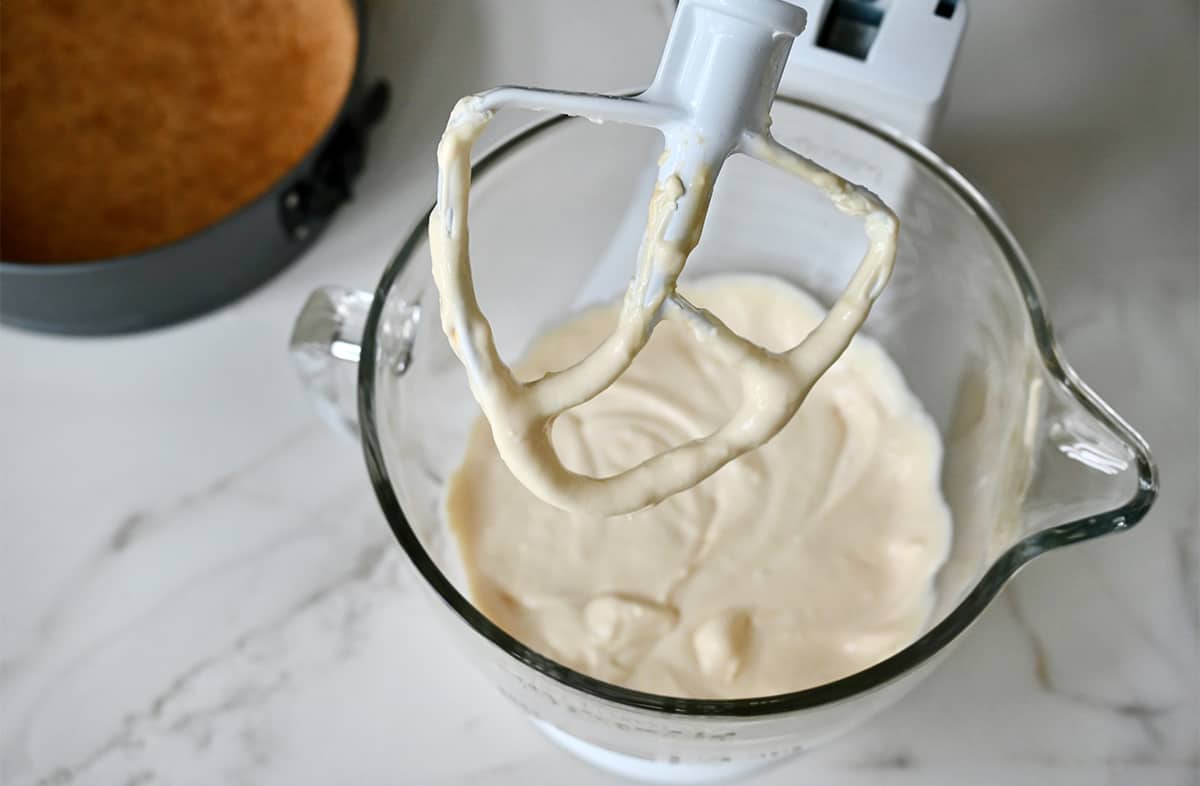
[1,1,1196,785]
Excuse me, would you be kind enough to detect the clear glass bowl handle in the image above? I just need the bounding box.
[290,286,374,438]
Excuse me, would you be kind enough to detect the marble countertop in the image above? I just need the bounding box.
[2,2,1196,784]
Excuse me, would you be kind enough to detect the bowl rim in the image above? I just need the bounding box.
[356,95,1158,717]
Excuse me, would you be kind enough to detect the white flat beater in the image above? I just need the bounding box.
[429,0,899,516]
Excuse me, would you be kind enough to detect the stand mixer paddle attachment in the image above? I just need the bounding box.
[429,0,899,516]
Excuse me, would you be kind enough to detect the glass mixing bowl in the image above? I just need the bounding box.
[290,96,1156,783]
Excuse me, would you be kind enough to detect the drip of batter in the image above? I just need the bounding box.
[447,275,952,698]
[430,96,898,516]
